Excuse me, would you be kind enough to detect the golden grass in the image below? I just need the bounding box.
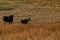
[0,0,60,7]
[0,0,60,40]
[0,22,60,40]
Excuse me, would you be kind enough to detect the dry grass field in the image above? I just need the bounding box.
[0,22,60,40]
[0,0,60,40]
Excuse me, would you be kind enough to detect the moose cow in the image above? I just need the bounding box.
[20,17,31,24]
[3,15,13,24]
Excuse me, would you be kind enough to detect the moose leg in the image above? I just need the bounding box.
[10,22,12,24]
[4,22,5,24]
[9,22,13,24]
[9,22,11,24]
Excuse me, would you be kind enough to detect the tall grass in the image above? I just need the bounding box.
[0,22,60,40]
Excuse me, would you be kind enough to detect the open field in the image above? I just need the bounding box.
[0,0,60,40]
[0,22,60,40]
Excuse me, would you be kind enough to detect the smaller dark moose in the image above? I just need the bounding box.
[20,17,31,24]
[3,15,13,24]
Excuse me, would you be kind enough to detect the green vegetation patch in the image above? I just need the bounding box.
[0,2,17,11]
[0,7,15,11]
